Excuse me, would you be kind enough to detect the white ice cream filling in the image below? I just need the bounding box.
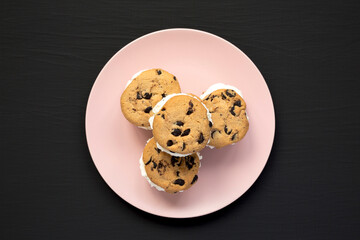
[125,69,149,87]
[138,125,152,130]
[200,83,243,99]
[139,154,165,192]
[156,142,192,157]
[126,69,152,130]
[197,152,203,160]
[139,138,203,192]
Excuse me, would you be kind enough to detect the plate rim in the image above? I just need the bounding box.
[85,28,276,218]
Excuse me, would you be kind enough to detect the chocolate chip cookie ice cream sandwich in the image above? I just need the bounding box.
[149,93,212,156]
[121,68,181,129]
[200,83,249,149]
[140,138,201,193]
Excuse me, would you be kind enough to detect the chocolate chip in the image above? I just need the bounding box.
[171,129,182,136]
[189,101,194,108]
[230,106,236,116]
[161,93,166,98]
[224,125,232,135]
[230,100,242,116]
[132,108,136,111]
[173,179,185,186]
[173,76,177,81]
[161,108,166,111]
[154,148,161,154]
[144,106,152,113]
[181,129,190,136]
[171,156,179,166]
[176,171,180,177]
[177,158,183,166]
[225,89,236,97]
[167,140,173,146]
[145,156,152,165]
[197,133,205,144]
[209,121,213,127]
[221,92,227,100]
[143,92,152,99]
[234,100,242,107]
[152,161,157,169]
[136,92,142,99]
[231,132,238,141]
[205,94,211,101]
[157,161,168,176]
[182,142,186,151]
[185,155,195,162]
[211,130,220,138]
[191,175,198,184]
[175,121,184,126]
[185,156,195,170]
[186,109,194,115]
[186,163,193,170]
[161,114,165,119]
[156,69,162,75]
[186,101,194,115]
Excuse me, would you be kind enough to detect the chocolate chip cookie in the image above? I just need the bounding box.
[140,138,200,193]
[121,69,181,129]
[150,94,212,156]
[201,84,249,148]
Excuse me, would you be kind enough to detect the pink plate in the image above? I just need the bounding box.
[85,29,275,218]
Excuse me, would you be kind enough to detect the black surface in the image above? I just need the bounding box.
[1,0,360,239]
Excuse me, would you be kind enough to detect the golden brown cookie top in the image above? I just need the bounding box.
[141,138,200,193]
[202,88,249,148]
[120,69,181,128]
[151,94,211,155]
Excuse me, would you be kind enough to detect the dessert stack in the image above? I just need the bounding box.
[121,69,249,193]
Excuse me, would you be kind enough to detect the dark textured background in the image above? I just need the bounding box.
[1,0,360,239]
